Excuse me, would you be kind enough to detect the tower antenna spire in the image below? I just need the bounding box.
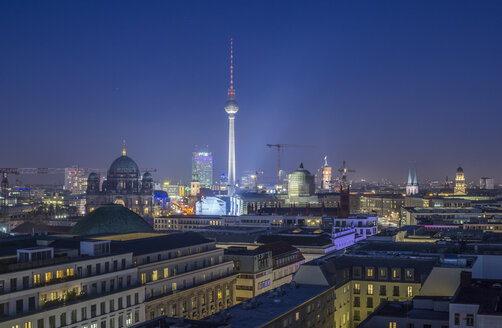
[228,38,235,96]
[122,139,127,156]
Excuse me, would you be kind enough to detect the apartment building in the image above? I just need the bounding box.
[0,231,237,328]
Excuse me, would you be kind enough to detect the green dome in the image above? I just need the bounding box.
[88,172,99,180]
[109,155,139,175]
[70,205,153,235]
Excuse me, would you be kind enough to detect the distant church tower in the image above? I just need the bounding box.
[321,156,332,190]
[406,169,419,195]
[454,166,466,195]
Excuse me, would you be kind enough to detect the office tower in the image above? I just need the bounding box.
[192,150,213,188]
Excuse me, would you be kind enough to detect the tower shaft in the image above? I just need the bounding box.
[228,116,236,195]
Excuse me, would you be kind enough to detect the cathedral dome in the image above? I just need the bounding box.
[142,172,153,181]
[88,172,99,180]
[109,155,139,175]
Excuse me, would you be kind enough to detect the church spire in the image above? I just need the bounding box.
[413,169,418,186]
[407,168,412,186]
[122,140,127,156]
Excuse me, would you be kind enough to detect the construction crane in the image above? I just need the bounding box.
[266,144,314,186]
[338,160,356,186]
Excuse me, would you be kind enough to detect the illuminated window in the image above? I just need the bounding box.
[392,268,400,280]
[405,268,414,280]
[152,270,158,281]
[367,268,374,278]
[24,322,31,328]
[33,274,41,285]
[45,272,52,283]
[126,312,132,326]
[407,286,413,297]
[141,273,146,284]
[67,268,74,276]
[56,270,63,279]
[50,291,58,300]
[295,312,300,321]
[367,284,374,295]
[172,282,177,291]
[164,268,169,278]
[389,322,396,328]
[354,283,361,294]
[217,288,223,299]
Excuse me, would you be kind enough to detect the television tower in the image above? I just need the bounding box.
[224,38,239,196]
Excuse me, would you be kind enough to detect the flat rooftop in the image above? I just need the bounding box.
[368,301,449,320]
[205,283,330,328]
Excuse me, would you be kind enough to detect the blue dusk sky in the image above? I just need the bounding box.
[1,1,502,184]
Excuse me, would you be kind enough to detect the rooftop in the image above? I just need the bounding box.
[362,300,449,321]
[70,205,154,235]
[256,234,333,247]
[204,283,330,328]
[453,279,502,314]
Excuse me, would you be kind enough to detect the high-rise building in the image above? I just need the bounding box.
[454,166,466,195]
[480,177,494,190]
[224,38,239,196]
[321,156,332,190]
[406,168,419,195]
[64,167,89,194]
[192,151,213,188]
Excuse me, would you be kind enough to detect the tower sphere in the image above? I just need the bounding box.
[225,99,239,115]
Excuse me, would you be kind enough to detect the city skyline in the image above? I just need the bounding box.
[1,1,502,183]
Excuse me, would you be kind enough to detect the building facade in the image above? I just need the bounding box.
[86,144,153,216]
[64,167,90,194]
[0,232,237,328]
[454,167,467,195]
[192,152,213,189]
[223,247,274,303]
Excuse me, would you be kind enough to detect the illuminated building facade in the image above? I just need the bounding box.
[86,143,153,215]
[405,168,419,196]
[480,177,494,190]
[321,156,332,190]
[288,163,315,198]
[223,247,274,303]
[454,166,466,195]
[224,39,238,196]
[192,151,213,188]
[64,167,89,194]
[0,232,236,328]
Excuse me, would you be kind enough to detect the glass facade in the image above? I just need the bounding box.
[192,152,213,188]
